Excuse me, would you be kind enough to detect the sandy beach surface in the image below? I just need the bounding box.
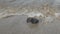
[0,0,60,34]
[0,15,59,34]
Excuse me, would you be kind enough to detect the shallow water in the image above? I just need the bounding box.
[0,0,60,34]
[0,0,60,24]
[0,0,60,25]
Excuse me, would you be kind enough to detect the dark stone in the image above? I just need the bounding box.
[27,17,39,24]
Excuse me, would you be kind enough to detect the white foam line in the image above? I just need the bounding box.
[55,13,60,17]
[23,12,44,17]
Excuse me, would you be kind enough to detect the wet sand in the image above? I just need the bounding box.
[0,15,60,34]
[0,0,60,34]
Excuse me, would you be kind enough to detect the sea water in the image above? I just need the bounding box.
[0,0,60,23]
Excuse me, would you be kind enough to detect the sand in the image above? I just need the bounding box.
[0,15,59,34]
[0,0,60,34]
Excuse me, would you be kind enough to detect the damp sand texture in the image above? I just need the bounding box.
[0,0,60,34]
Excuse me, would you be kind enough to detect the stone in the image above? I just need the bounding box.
[27,17,39,24]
